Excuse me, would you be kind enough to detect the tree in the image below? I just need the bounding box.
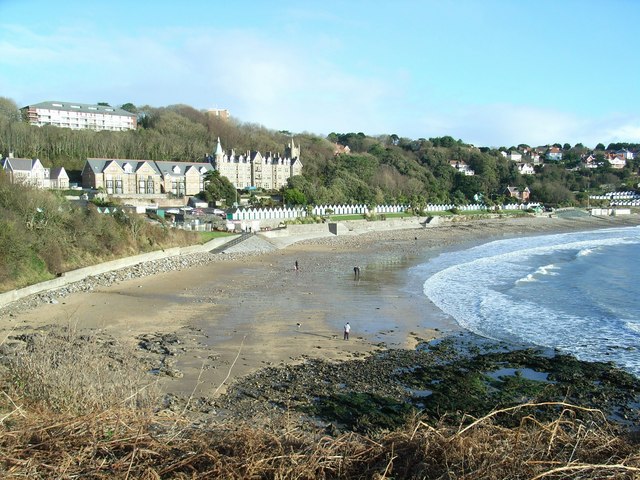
[0,97,21,122]
[595,143,605,151]
[120,102,137,113]
[563,143,571,150]
[283,187,307,206]
[200,170,237,206]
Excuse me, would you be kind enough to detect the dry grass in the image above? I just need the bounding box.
[4,326,158,414]
[0,402,638,479]
[1,328,638,478]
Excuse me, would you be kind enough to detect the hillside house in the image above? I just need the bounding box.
[449,160,475,175]
[49,167,70,189]
[616,149,635,161]
[333,143,351,156]
[516,163,535,175]
[545,147,563,161]
[528,151,542,164]
[505,186,531,202]
[580,154,600,169]
[507,150,522,162]
[1,154,68,189]
[606,155,626,169]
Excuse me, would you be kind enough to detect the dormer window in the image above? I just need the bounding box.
[172,165,181,174]
[199,167,207,174]
[123,162,133,173]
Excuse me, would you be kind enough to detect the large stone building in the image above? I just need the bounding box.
[22,101,137,131]
[82,158,213,196]
[211,138,303,190]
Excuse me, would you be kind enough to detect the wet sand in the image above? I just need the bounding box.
[4,214,640,398]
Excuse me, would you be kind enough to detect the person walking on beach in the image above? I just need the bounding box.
[295,260,299,271]
[353,266,360,280]
[343,322,351,340]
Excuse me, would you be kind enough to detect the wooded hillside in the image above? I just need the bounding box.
[1,97,639,207]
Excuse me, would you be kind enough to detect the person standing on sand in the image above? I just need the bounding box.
[353,266,360,280]
[344,322,351,340]
[295,260,299,271]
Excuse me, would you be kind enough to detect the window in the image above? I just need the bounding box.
[115,179,123,194]
[147,178,154,194]
[106,179,113,194]
[138,179,146,194]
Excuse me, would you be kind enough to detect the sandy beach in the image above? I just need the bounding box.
[3,213,640,400]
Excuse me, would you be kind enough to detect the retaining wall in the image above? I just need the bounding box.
[0,236,234,308]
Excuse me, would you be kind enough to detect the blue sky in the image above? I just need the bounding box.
[1,0,639,148]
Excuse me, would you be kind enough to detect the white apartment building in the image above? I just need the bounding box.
[21,101,137,131]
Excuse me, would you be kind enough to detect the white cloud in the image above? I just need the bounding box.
[406,104,640,148]
[2,23,639,148]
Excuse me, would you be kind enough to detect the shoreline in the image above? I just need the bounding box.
[2,213,640,400]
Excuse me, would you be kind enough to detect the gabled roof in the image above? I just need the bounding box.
[1,157,44,172]
[155,161,213,176]
[84,158,162,175]
[50,166,69,179]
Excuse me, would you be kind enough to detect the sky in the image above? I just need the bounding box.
[1,0,639,148]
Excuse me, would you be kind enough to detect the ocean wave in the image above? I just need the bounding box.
[625,321,640,335]
[516,263,558,284]
[516,273,536,284]
[537,263,558,275]
[421,226,640,377]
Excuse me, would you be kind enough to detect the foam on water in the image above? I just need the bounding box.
[421,226,640,377]
[516,263,558,283]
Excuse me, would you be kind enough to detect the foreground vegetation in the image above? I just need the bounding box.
[0,176,199,292]
[1,327,639,479]
[1,402,638,479]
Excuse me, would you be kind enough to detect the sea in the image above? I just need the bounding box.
[419,225,640,378]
